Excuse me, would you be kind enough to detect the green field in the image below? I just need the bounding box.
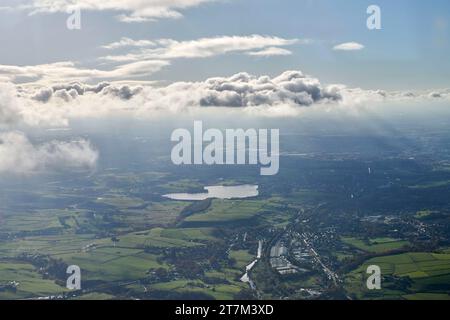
[148,278,246,300]
[409,180,450,189]
[105,228,207,248]
[341,237,409,253]
[0,196,186,238]
[185,199,264,223]
[345,251,450,300]
[56,248,167,282]
[0,234,97,257]
[99,198,186,228]
[160,228,218,242]
[229,250,255,269]
[0,261,67,299]
[0,209,75,235]
[72,292,115,300]
[415,210,436,219]
[0,227,216,286]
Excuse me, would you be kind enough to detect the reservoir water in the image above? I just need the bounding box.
[163,185,258,201]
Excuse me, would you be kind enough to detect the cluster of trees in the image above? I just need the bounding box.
[18,254,68,284]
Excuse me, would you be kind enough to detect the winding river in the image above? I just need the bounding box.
[240,240,263,291]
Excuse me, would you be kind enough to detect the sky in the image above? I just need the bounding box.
[0,0,449,90]
[1,1,450,174]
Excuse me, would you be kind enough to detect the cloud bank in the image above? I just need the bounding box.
[2,69,449,175]
[1,70,342,126]
[2,70,449,129]
[0,131,98,174]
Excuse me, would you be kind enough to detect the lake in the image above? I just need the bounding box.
[163,184,259,201]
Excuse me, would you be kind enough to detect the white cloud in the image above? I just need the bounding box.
[246,47,293,57]
[0,83,23,126]
[0,131,98,174]
[3,70,349,127]
[100,35,299,62]
[101,37,156,50]
[0,60,169,84]
[3,70,342,127]
[17,0,217,22]
[333,42,365,51]
[0,35,299,84]
[194,70,342,107]
[2,70,449,129]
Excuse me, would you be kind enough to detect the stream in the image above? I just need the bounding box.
[240,240,263,290]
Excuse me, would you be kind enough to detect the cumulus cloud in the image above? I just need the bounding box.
[1,81,149,127]
[195,70,342,107]
[2,70,343,127]
[429,92,443,98]
[13,0,217,22]
[32,87,53,103]
[1,82,71,127]
[333,42,365,51]
[2,70,450,128]
[100,35,299,62]
[31,82,141,102]
[0,131,98,174]
[0,83,23,126]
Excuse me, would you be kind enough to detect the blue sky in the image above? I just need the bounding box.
[0,0,449,90]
